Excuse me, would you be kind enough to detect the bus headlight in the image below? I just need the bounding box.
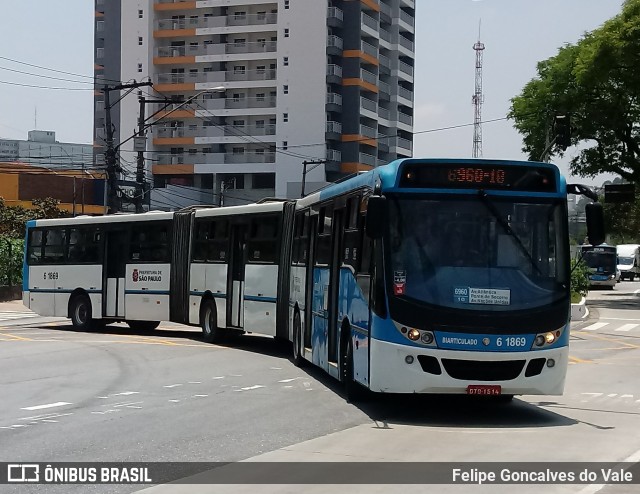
[533,329,563,349]
[407,328,421,341]
[421,331,434,344]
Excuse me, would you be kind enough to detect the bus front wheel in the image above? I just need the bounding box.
[341,337,367,402]
[200,299,222,343]
[70,294,94,331]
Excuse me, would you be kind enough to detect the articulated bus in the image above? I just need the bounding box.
[23,201,292,341]
[23,158,604,400]
[579,244,619,289]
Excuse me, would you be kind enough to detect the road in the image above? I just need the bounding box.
[1,283,639,494]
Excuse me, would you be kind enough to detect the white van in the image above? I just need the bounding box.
[616,244,640,281]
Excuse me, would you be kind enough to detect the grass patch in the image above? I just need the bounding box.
[571,291,583,304]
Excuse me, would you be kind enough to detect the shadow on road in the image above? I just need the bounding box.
[38,323,578,430]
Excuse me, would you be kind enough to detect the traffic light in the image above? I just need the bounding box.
[554,115,571,150]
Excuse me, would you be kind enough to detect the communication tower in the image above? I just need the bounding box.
[472,22,485,158]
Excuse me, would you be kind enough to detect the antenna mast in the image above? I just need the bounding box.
[472,21,485,158]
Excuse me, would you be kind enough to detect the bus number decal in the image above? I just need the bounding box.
[44,272,59,280]
[496,337,527,348]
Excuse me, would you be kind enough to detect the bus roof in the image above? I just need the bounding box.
[194,201,286,218]
[28,210,174,228]
[298,158,564,206]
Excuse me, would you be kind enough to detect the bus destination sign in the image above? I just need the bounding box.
[399,163,557,192]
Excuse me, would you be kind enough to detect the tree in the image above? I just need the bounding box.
[509,0,640,182]
[0,197,69,238]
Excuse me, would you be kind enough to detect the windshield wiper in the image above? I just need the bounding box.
[477,190,543,276]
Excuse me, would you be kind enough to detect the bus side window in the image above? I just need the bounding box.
[28,229,44,264]
[43,229,67,264]
[193,220,210,262]
[343,196,360,270]
[209,220,229,262]
[247,215,279,263]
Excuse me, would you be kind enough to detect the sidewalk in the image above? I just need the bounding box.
[0,298,28,312]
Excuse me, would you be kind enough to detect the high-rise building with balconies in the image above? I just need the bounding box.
[93,0,415,209]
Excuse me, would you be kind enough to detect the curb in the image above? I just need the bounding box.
[570,296,588,320]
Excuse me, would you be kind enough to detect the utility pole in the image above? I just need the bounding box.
[135,96,147,214]
[301,159,327,198]
[219,177,236,207]
[102,81,153,214]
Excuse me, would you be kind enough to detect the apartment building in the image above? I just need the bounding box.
[94,0,415,209]
[0,130,93,168]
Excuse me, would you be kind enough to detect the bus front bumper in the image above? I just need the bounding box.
[369,338,568,396]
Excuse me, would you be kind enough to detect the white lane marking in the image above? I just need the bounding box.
[19,412,72,422]
[212,376,225,380]
[599,316,640,321]
[283,386,293,389]
[236,385,265,391]
[163,384,183,388]
[192,394,208,398]
[278,378,302,383]
[270,367,282,370]
[615,323,638,332]
[578,447,640,494]
[607,394,617,398]
[168,399,180,403]
[582,322,608,331]
[188,381,202,384]
[229,374,243,377]
[580,393,603,402]
[112,401,143,409]
[620,394,634,399]
[113,391,140,396]
[21,402,72,411]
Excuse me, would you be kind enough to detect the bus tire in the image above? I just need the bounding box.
[292,311,305,367]
[630,275,635,282]
[69,294,94,331]
[127,321,160,332]
[200,298,222,343]
[342,338,367,402]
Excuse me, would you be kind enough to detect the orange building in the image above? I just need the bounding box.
[0,162,106,215]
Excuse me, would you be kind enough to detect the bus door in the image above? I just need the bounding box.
[228,223,248,328]
[326,208,344,369]
[104,229,127,318]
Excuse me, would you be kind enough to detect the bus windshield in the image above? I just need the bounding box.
[582,249,617,273]
[387,195,568,312]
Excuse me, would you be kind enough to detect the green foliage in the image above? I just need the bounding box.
[509,0,640,182]
[570,257,591,298]
[0,196,68,238]
[0,236,23,286]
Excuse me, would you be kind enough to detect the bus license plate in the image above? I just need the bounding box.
[467,385,501,396]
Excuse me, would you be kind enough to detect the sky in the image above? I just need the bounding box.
[0,0,626,185]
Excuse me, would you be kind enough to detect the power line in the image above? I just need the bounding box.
[0,65,94,86]
[0,55,124,85]
[0,79,94,91]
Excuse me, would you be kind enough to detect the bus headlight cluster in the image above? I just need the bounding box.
[533,329,562,348]
[400,326,436,346]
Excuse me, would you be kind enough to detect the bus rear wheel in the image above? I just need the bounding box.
[70,294,94,331]
[200,299,222,343]
[127,321,160,332]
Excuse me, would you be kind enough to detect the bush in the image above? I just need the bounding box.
[570,257,590,298]
[0,236,24,286]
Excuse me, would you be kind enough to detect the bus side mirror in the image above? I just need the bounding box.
[366,196,387,239]
[585,202,605,246]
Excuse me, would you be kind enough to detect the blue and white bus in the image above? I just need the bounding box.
[23,158,604,401]
[579,243,619,288]
[288,158,604,399]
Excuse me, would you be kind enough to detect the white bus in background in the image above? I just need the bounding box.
[616,244,640,281]
[22,201,293,342]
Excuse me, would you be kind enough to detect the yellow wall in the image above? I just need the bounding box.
[0,174,19,200]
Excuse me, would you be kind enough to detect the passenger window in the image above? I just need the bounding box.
[247,215,279,263]
[43,229,67,264]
